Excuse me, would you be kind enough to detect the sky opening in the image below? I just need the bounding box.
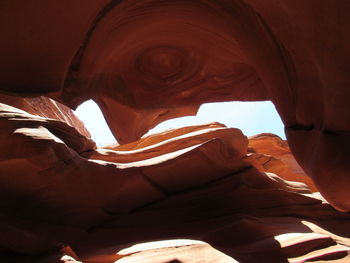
[74,100,285,147]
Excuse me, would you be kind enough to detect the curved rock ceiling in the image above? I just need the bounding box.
[2,0,349,211]
[1,1,350,262]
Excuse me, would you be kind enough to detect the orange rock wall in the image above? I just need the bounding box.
[1,0,349,210]
[1,100,350,262]
[248,133,317,192]
[1,1,350,262]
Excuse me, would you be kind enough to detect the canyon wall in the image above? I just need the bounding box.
[1,100,350,262]
[1,0,349,210]
[1,0,350,262]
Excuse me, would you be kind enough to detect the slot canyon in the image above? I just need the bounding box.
[1,1,350,262]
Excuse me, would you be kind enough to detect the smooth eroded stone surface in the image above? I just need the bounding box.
[1,0,349,210]
[1,102,350,263]
[248,133,317,192]
[0,94,91,139]
[1,1,350,261]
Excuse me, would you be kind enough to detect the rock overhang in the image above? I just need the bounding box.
[1,1,350,261]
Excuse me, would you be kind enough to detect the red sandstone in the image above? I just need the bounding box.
[1,1,350,262]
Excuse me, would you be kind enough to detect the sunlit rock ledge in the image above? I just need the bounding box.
[2,0,350,261]
[1,101,350,263]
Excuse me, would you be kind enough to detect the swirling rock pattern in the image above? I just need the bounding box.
[1,0,349,210]
[1,0,350,261]
[0,102,350,262]
[0,94,92,139]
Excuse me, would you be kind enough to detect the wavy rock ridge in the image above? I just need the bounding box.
[1,0,350,210]
[1,0,350,262]
[1,100,350,262]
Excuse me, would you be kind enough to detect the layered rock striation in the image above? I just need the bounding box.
[1,0,350,210]
[1,100,350,262]
[1,0,350,261]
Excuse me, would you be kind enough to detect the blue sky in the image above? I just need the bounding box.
[74,100,285,146]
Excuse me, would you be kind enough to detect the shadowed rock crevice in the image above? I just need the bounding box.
[1,1,350,262]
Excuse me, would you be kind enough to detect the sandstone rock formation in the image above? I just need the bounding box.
[1,0,349,210]
[248,133,317,192]
[1,0,350,262]
[0,94,91,139]
[1,100,350,262]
